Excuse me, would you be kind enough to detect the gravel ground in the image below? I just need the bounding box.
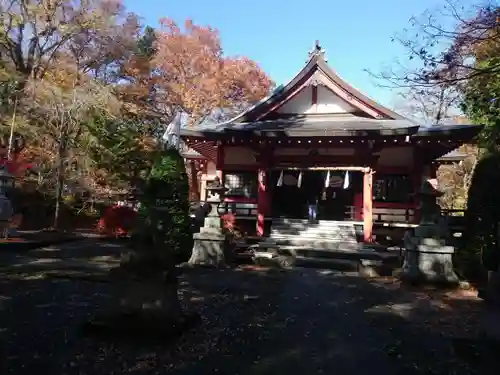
[0,240,496,375]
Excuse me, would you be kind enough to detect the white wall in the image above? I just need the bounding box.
[276,81,356,115]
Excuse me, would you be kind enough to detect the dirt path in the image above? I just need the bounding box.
[0,240,496,375]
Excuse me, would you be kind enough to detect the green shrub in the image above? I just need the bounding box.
[461,152,500,281]
[134,148,193,264]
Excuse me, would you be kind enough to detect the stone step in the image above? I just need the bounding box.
[272,223,358,234]
[270,232,357,241]
[272,221,358,226]
[271,226,357,235]
[271,234,357,244]
[271,222,358,228]
[290,247,400,261]
[271,223,360,231]
[253,244,400,269]
[272,219,361,225]
[270,237,359,251]
[271,228,356,235]
[271,222,360,229]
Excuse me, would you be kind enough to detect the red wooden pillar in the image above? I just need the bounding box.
[256,168,269,236]
[429,163,438,179]
[412,146,424,223]
[363,168,373,243]
[256,146,272,237]
[188,160,200,201]
[216,143,224,183]
[412,164,422,223]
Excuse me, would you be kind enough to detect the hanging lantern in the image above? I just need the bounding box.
[276,170,283,187]
[343,170,350,189]
[324,170,330,188]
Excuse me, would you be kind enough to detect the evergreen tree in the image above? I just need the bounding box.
[134,147,193,265]
[463,152,500,278]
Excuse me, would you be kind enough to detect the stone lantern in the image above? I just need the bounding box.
[189,176,230,266]
[401,179,459,284]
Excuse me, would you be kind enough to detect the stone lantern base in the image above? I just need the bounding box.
[400,235,459,285]
[188,201,229,267]
[191,231,228,266]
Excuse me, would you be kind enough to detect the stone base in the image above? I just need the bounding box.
[189,232,228,267]
[400,244,459,285]
[84,271,201,341]
[83,311,201,341]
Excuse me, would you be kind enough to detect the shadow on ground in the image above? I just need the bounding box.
[0,240,497,375]
[0,239,122,277]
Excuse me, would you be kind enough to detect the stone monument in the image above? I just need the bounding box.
[401,179,459,284]
[188,177,229,266]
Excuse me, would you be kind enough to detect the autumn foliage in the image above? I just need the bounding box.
[153,19,273,124]
[0,2,273,228]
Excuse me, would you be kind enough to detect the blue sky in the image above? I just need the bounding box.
[123,0,448,109]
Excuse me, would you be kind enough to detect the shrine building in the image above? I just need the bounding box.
[181,42,481,244]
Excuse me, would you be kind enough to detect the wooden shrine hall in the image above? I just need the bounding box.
[181,41,482,244]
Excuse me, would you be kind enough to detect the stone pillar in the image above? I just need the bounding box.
[363,169,373,243]
[256,169,269,236]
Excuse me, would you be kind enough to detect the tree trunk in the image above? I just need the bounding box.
[463,150,481,203]
[53,130,68,229]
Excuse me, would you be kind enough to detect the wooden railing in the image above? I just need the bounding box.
[347,206,416,224]
[217,201,258,217]
[210,201,467,226]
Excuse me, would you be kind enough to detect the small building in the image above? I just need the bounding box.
[181,42,481,244]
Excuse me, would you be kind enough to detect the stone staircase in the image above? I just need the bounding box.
[268,218,362,252]
[254,219,401,273]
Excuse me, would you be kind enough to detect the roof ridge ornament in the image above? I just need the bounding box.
[308,40,327,62]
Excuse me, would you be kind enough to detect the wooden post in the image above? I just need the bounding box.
[188,160,200,201]
[363,169,373,243]
[412,165,422,223]
[429,163,438,179]
[215,143,224,193]
[256,168,269,236]
[256,147,272,237]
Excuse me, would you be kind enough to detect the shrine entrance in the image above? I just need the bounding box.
[270,169,362,221]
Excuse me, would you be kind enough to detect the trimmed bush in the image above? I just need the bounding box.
[133,148,193,264]
[461,152,500,281]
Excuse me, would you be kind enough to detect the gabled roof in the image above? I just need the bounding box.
[180,42,484,162]
[181,41,418,139]
[222,41,409,125]
[437,149,468,163]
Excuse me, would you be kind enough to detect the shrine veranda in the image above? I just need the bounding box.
[181,43,481,244]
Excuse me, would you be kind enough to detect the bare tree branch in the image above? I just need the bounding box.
[370,0,500,89]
